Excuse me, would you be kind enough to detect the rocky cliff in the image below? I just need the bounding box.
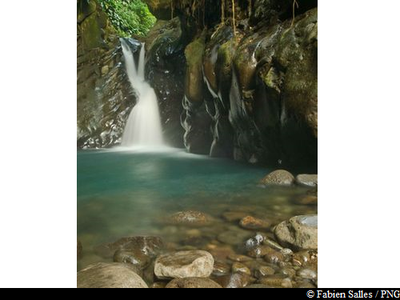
[78,0,317,170]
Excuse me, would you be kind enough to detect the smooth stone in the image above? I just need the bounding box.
[247,245,276,259]
[222,211,249,222]
[166,277,223,289]
[264,249,285,265]
[298,268,317,280]
[167,211,212,227]
[245,233,269,250]
[208,245,236,260]
[154,250,214,279]
[292,250,318,267]
[263,239,284,251]
[275,215,317,250]
[94,236,164,259]
[213,261,231,277]
[78,240,83,260]
[218,273,253,289]
[232,263,251,276]
[298,195,318,205]
[260,170,295,186]
[151,282,167,288]
[218,230,253,246]
[296,174,318,187]
[259,275,293,288]
[77,263,148,288]
[255,266,276,278]
[228,254,253,262]
[279,267,297,279]
[240,216,271,230]
[113,249,151,269]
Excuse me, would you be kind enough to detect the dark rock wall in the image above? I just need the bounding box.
[77,0,137,149]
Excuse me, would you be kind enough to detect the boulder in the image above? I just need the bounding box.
[154,250,214,279]
[166,278,223,289]
[260,170,295,186]
[77,263,148,288]
[296,174,318,187]
[275,215,318,250]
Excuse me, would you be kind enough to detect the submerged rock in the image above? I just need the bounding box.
[296,174,318,187]
[275,215,318,250]
[218,230,253,246]
[259,275,293,288]
[232,263,251,276]
[113,249,151,270]
[260,170,295,186]
[154,250,214,279]
[94,236,164,259]
[167,211,213,227]
[240,216,271,230]
[166,278,223,289]
[77,263,148,288]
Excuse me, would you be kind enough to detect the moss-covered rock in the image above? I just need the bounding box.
[77,0,136,149]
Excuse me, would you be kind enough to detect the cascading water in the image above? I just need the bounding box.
[120,39,164,148]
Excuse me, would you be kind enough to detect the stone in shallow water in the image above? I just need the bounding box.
[213,260,231,277]
[232,263,251,276]
[218,230,253,246]
[260,170,295,186]
[154,250,214,279]
[296,174,318,187]
[222,211,249,222]
[113,249,151,269]
[259,275,293,288]
[274,215,318,250]
[94,236,164,259]
[77,263,148,288]
[245,233,269,250]
[167,211,212,227]
[166,278,223,289]
[292,250,318,267]
[217,273,254,288]
[298,268,317,280]
[240,216,271,230]
[228,254,253,263]
[255,266,276,278]
[245,284,273,289]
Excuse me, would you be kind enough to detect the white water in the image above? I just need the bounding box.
[121,40,164,147]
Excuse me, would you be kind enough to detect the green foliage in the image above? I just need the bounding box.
[98,0,156,37]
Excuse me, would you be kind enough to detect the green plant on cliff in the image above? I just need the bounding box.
[98,0,156,37]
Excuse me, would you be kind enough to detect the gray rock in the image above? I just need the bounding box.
[275,215,318,250]
[154,250,214,279]
[298,268,317,280]
[260,170,295,186]
[77,263,148,288]
[296,174,318,187]
[166,278,223,289]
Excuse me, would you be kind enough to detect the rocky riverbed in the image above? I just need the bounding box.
[78,168,318,289]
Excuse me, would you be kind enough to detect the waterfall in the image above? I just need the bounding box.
[120,39,164,148]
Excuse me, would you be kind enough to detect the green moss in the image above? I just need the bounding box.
[98,0,157,37]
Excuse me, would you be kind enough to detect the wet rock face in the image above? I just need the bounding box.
[145,18,187,148]
[77,263,148,288]
[77,0,136,149]
[180,8,317,169]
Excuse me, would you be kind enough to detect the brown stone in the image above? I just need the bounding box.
[166,278,222,289]
[260,170,295,186]
[240,216,271,230]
